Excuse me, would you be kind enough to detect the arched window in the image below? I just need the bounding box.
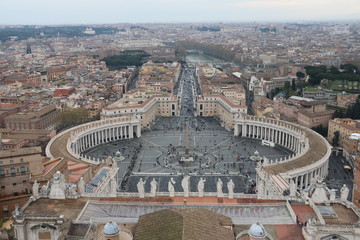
[20,165,26,173]
[0,168,4,176]
[10,167,16,175]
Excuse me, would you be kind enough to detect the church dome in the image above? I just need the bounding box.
[248,223,267,238]
[103,221,120,236]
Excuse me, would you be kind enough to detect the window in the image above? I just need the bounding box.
[0,168,4,176]
[20,158,24,163]
[0,161,2,166]
[20,165,26,173]
[10,167,16,175]
[10,160,14,164]
[13,183,16,186]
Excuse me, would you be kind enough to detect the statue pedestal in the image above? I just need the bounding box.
[49,183,65,199]
[180,156,194,162]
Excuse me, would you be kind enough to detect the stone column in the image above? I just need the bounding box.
[129,125,134,139]
[13,220,26,240]
[304,173,308,188]
[137,124,141,137]
[85,135,88,149]
[234,124,238,136]
[300,175,304,189]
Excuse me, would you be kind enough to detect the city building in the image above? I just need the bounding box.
[4,104,58,130]
[0,147,43,218]
[328,118,360,148]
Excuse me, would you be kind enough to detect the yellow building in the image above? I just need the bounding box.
[327,118,360,147]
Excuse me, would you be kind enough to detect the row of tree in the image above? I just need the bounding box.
[101,50,150,70]
[55,108,90,132]
[305,64,360,87]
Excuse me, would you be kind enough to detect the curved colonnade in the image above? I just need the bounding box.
[234,115,331,190]
[47,114,331,192]
[46,116,141,165]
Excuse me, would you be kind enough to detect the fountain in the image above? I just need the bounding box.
[113,151,125,162]
[250,151,263,162]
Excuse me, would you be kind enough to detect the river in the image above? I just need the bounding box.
[185,53,222,64]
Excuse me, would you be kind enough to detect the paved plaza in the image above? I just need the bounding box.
[84,116,293,194]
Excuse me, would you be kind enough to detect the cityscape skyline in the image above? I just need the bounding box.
[1,0,360,25]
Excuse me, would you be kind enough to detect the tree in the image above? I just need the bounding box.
[311,124,328,137]
[340,63,358,74]
[291,78,296,91]
[55,108,90,131]
[284,82,291,98]
[344,96,360,119]
[330,66,340,74]
[296,71,305,79]
[334,109,344,118]
[332,131,340,147]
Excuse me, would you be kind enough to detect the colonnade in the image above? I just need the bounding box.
[72,124,140,155]
[234,115,331,193]
[234,122,306,155]
[290,162,329,190]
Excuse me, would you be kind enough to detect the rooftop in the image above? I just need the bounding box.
[264,127,329,174]
[0,146,42,159]
[135,208,234,240]
[320,203,359,225]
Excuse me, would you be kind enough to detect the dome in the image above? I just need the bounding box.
[103,221,120,236]
[248,223,267,238]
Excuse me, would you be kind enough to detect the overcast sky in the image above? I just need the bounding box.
[1,0,360,25]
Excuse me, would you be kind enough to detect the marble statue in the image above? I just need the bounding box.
[310,180,328,203]
[340,184,349,201]
[32,180,39,197]
[289,181,297,197]
[40,182,49,196]
[181,176,190,197]
[137,178,146,198]
[150,178,158,197]
[68,183,78,198]
[197,177,206,197]
[14,207,19,216]
[168,177,176,197]
[110,177,117,195]
[217,178,223,197]
[78,177,86,194]
[227,179,235,199]
[330,189,336,201]
[257,180,265,196]
[49,171,66,199]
